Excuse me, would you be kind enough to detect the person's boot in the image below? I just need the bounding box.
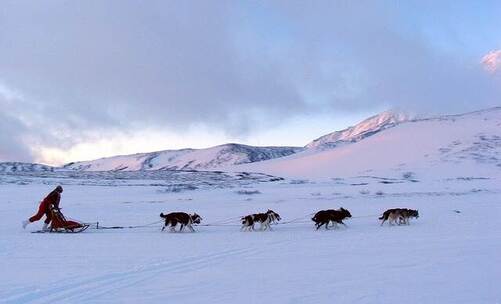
[22,220,29,229]
[42,222,49,231]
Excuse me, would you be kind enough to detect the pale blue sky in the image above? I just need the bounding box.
[0,1,499,164]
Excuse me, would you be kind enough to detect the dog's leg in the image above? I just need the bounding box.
[162,225,166,231]
[264,219,271,231]
[188,224,195,232]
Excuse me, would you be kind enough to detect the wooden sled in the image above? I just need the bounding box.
[32,205,90,233]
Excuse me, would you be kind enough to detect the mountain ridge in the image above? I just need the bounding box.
[236,106,501,178]
[305,110,411,150]
[63,143,303,171]
[2,107,500,173]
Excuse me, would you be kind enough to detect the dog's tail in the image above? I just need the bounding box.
[160,213,166,218]
[379,211,389,220]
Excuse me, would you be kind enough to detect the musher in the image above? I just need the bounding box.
[22,185,63,230]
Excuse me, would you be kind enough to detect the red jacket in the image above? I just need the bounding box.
[29,189,62,224]
[40,190,61,211]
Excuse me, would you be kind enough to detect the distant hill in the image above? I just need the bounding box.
[0,162,56,173]
[63,144,303,171]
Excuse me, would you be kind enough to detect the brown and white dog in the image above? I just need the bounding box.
[379,208,419,226]
[160,212,202,232]
[312,208,352,230]
[241,209,281,231]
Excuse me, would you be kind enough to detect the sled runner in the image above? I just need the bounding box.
[31,225,90,233]
[32,205,90,233]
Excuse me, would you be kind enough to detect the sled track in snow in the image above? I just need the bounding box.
[2,248,255,304]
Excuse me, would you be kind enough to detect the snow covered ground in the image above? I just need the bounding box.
[1,169,500,303]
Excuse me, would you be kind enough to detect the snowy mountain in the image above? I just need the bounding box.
[237,107,501,178]
[63,144,303,171]
[306,110,410,150]
[0,162,57,173]
[2,108,500,176]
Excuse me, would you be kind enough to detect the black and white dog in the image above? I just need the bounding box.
[160,212,202,232]
[241,209,281,231]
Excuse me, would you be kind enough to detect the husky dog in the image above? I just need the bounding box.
[160,212,202,232]
[379,208,419,226]
[241,210,281,231]
[312,208,352,230]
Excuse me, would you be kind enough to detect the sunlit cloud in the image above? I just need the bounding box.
[482,50,501,73]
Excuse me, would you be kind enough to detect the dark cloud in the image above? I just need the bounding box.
[0,1,499,162]
[0,98,32,162]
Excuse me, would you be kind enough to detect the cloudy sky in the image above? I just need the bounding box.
[1,0,500,165]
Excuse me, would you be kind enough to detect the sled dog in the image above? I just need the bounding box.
[241,210,281,231]
[160,212,202,232]
[312,208,352,230]
[379,208,419,226]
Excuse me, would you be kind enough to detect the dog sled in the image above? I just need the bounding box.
[32,206,90,233]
